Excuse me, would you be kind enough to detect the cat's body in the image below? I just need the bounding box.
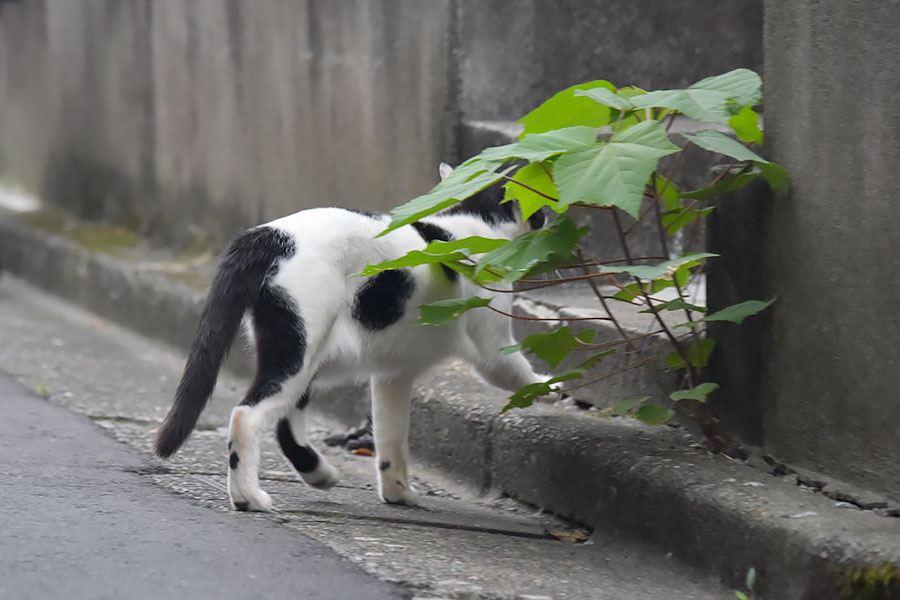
[154,180,547,511]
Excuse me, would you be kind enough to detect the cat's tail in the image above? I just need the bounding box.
[154,226,294,458]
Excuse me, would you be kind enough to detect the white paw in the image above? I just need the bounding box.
[379,479,419,506]
[231,488,272,512]
[301,459,340,490]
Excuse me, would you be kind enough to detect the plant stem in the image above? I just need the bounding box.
[650,176,694,327]
[612,210,695,385]
[486,304,612,322]
[576,248,669,393]
[562,360,649,393]
[500,174,560,203]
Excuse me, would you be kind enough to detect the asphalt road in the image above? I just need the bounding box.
[0,373,407,600]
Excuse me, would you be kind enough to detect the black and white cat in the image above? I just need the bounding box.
[154,164,548,511]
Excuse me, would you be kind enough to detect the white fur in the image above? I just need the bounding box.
[226,204,546,509]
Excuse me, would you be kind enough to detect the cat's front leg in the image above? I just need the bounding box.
[371,375,419,505]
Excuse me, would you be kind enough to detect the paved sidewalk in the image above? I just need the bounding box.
[0,372,406,600]
[0,274,731,600]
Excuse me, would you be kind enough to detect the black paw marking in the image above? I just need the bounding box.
[380,460,391,471]
[233,501,249,511]
[276,418,319,473]
[229,451,240,470]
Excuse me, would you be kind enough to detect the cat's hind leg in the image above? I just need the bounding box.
[227,282,330,512]
[371,375,418,505]
[228,376,313,512]
[276,389,339,490]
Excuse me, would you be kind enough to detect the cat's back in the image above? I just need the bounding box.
[265,207,425,273]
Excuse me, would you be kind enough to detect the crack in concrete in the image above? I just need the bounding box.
[276,508,553,540]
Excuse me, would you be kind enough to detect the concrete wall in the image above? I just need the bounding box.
[0,0,453,247]
[0,0,761,249]
[457,0,762,121]
[711,1,900,495]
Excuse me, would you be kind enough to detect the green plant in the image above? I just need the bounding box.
[735,566,758,599]
[365,69,786,450]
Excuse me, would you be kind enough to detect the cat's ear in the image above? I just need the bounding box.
[438,162,453,181]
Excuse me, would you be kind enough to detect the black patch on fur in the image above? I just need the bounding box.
[445,187,516,224]
[276,418,320,473]
[229,451,240,469]
[411,221,458,282]
[241,283,307,406]
[411,221,452,243]
[527,208,547,230]
[352,269,415,330]
[155,227,295,458]
[233,501,249,512]
[227,441,233,451]
[380,460,391,471]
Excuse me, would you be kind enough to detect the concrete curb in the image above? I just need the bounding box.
[3,213,899,598]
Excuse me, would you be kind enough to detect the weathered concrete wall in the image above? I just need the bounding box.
[456,0,762,121]
[0,0,453,247]
[711,1,900,495]
[0,0,761,249]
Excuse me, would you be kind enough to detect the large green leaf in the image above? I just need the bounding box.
[361,236,507,277]
[361,251,467,277]
[381,165,515,236]
[691,68,762,106]
[575,87,635,111]
[553,120,680,217]
[603,252,717,281]
[417,296,492,326]
[503,327,597,370]
[670,382,719,403]
[682,129,770,164]
[502,370,584,412]
[519,81,616,136]
[697,298,775,325]
[680,169,758,201]
[631,68,762,125]
[503,162,560,220]
[475,214,589,282]
[759,162,791,192]
[480,127,598,163]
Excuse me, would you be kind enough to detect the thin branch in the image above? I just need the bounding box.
[486,304,612,322]
[561,360,648,393]
[576,248,670,394]
[500,174,559,203]
[570,202,615,210]
[650,175,694,326]
[664,111,678,133]
[612,210,695,385]
[573,329,666,351]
